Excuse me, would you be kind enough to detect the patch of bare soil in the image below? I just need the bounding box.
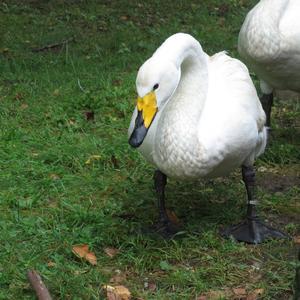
[257,172,300,193]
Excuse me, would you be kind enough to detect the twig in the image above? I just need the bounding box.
[32,37,74,53]
[27,270,52,300]
[77,78,86,93]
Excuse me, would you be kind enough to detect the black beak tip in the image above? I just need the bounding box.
[128,135,143,148]
[129,110,150,148]
[128,123,148,148]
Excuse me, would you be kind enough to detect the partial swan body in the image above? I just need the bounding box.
[238,0,300,125]
[128,33,286,244]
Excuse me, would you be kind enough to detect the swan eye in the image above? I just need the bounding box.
[153,83,159,90]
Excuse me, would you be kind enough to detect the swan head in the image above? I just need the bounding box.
[129,57,180,148]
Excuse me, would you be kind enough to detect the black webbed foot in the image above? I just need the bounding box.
[153,217,181,238]
[222,216,288,244]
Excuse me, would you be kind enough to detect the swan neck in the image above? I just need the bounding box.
[167,40,209,119]
[153,34,210,178]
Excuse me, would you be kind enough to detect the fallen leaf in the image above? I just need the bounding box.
[67,119,76,125]
[148,282,156,292]
[254,288,264,295]
[0,47,9,53]
[246,288,264,300]
[53,89,60,96]
[85,252,97,265]
[104,247,119,258]
[120,15,129,21]
[258,166,268,173]
[294,236,300,244]
[85,155,101,165]
[104,285,131,300]
[49,173,60,180]
[72,244,97,265]
[197,296,207,300]
[20,103,28,110]
[233,288,247,296]
[47,261,56,267]
[166,209,180,225]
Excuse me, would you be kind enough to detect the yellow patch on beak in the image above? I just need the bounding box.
[137,91,158,128]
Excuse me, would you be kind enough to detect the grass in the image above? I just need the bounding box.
[0,0,299,299]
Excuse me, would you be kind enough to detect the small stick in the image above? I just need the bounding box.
[77,78,85,93]
[32,37,74,52]
[27,270,52,300]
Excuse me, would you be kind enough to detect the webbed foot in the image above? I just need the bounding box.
[222,216,288,244]
[153,217,182,238]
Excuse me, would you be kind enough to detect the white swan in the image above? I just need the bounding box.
[128,33,285,244]
[238,0,300,127]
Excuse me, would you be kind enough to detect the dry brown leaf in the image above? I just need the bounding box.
[104,285,131,300]
[85,252,97,265]
[294,236,300,244]
[254,288,264,295]
[246,288,264,300]
[166,209,180,225]
[72,244,97,265]
[104,247,119,258]
[53,89,60,96]
[233,288,247,296]
[197,296,207,300]
[47,261,56,267]
[148,282,156,292]
[144,279,156,292]
[20,103,28,110]
[49,173,60,180]
[120,15,129,21]
[67,119,76,125]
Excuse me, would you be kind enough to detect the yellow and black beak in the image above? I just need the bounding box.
[129,91,158,148]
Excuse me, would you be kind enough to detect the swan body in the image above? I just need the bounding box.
[238,0,300,93]
[129,33,267,180]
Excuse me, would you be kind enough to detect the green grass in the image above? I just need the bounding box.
[0,0,299,299]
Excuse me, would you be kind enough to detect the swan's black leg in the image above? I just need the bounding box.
[222,165,287,244]
[153,170,179,237]
[260,92,273,129]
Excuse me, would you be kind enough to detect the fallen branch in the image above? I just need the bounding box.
[32,37,74,52]
[27,270,52,300]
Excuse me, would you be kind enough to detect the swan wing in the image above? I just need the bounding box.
[197,52,266,173]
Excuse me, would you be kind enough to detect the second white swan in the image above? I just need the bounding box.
[238,0,300,127]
